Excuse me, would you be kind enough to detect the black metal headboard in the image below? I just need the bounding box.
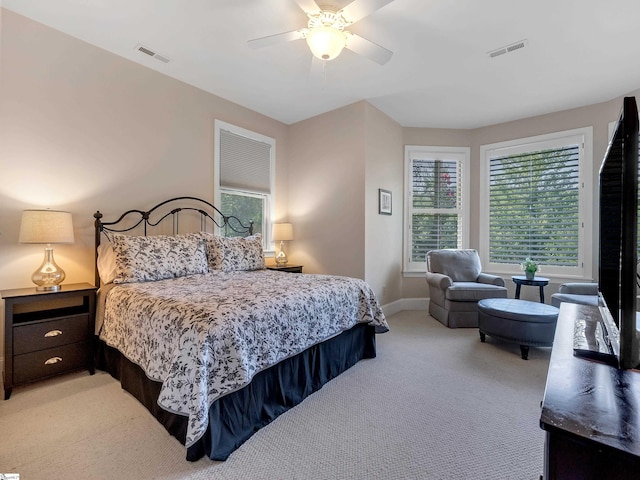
[94,196,254,287]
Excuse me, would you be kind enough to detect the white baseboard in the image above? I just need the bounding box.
[382,297,428,317]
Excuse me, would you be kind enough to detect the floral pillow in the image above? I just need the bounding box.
[201,233,224,271]
[220,234,265,272]
[201,233,265,272]
[111,233,208,283]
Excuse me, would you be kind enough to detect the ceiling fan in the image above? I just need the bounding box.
[248,0,395,65]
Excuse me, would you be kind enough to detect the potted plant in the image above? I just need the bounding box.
[521,258,538,280]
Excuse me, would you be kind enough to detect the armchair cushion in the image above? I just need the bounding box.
[558,283,599,295]
[427,249,481,282]
[447,282,510,302]
[551,282,599,308]
[551,293,599,307]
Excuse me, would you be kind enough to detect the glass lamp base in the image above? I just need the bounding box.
[32,246,65,292]
[275,241,288,266]
[36,285,62,292]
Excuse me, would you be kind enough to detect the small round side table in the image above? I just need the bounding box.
[512,275,550,303]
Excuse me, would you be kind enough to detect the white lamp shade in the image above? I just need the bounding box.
[19,210,75,244]
[306,26,346,61]
[272,223,293,242]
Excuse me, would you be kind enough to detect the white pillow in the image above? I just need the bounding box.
[97,243,117,285]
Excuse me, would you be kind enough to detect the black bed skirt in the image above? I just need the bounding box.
[95,323,377,461]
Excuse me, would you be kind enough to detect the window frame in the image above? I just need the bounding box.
[403,145,470,275]
[479,127,593,280]
[214,120,275,251]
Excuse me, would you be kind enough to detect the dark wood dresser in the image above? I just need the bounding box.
[540,302,640,479]
[2,282,96,399]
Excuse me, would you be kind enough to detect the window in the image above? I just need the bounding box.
[480,128,593,279]
[214,120,275,247]
[219,189,267,238]
[404,146,470,273]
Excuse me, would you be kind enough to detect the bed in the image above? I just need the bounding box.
[93,197,388,461]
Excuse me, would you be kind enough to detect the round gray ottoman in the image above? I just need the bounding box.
[477,298,559,359]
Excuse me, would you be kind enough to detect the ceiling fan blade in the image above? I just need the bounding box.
[248,30,305,50]
[293,0,321,14]
[341,0,395,23]
[346,33,393,65]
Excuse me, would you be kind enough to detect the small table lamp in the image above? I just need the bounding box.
[272,223,293,266]
[19,210,75,291]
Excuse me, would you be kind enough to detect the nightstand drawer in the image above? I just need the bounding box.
[13,342,89,384]
[13,314,89,355]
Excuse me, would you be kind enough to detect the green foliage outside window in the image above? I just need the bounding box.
[220,191,263,237]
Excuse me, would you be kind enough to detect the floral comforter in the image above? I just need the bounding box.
[99,270,388,447]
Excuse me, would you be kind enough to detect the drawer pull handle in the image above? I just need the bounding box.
[44,357,63,365]
[45,330,63,337]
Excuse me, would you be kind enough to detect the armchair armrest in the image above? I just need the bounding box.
[477,273,505,287]
[425,272,453,291]
[558,282,599,295]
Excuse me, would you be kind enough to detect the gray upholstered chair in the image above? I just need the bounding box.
[425,249,508,328]
[551,283,599,308]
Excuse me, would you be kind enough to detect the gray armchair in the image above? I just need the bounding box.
[426,249,508,328]
[551,283,599,308]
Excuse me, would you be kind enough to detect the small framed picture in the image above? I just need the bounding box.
[379,189,392,215]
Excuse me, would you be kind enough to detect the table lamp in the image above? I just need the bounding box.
[272,223,293,266]
[19,210,75,291]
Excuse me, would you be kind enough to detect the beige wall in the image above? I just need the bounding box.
[288,102,367,278]
[287,101,405,301]
[363,103,404,304]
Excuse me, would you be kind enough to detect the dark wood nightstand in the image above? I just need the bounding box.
[266,265,303,273]
[2,282,97,400]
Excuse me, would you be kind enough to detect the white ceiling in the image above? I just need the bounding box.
[5,0,640,128]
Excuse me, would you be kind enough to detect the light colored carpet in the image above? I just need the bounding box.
[0,311,550,480]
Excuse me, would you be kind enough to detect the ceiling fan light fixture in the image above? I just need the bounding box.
[306,25,346,61]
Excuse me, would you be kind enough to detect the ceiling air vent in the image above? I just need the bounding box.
[134,44,170,63]
[488,39,528,59]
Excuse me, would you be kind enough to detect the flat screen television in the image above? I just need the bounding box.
[598,96,640,370]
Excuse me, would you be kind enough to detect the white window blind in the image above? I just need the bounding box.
[480,127,592,279]
[411,158,463,253]
[220,129,272,193]
[404,146,469,273]
[488,145,580,266]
